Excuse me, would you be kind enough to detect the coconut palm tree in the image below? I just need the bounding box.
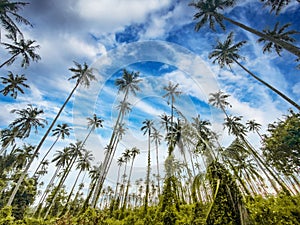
[119,149,131,206]
[260,0,299,15]
[0,72,29,99]
[13,143,36,170]
[112,156,125,210]
[9,104,47,139]
[0,127,19,154]
[33,123,72,177]
[6,61,96,206]
[150,128,163,195]
[34,147,71,217]
[0,0,32,41]
[189,0,300,58]
[258,22,299,56]
[82,114,104,145]
[209,91,290,194]
[91,69,142,208]
[61,150,94,215]
[43,141,85,218]
[122,147,140,210]
[163,82,181,154]
[0,33,41,68]
[141,119,154,213]
[209,32,300,110]
[246,119,263,140]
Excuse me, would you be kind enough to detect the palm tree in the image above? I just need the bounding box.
[43,141,85,218]
[13,143,36,170]
[0,127,19,154]
[150,128,163,195]
[6,61,96,206]
[258,22,299,56]
[163,81,181,154]
[0,72,29,99]
[61,150,93,215]
[0,0,31,39]
[190,0,300,58]
[209,91,290,194]
[112,156,125,209]
[91,69,142,208]
[260,0,299,15]
[209,32,300,110]
[223,115,281,193]
[0,33,41,68]
[33,147,71,217]
[122,147,140,210]
[9,104,47,139]
[84,114,104,144]
[141,119,154,213]
[33,123,72,177]
[246,119,263,140]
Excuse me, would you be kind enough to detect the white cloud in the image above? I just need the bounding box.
[76,0,172,33]
[292,82,300,95]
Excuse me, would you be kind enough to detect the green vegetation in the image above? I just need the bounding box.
[1,0,300,224]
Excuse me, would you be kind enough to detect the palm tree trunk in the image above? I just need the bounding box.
[90,89,129,208]
[33,136,60,177]
[221,15,300,58]
[33,165,61,217]
[43,155,77,218]
[0,53,18,68]
[155,140,161,195]
[7,81,80,206]
[144,132,151,214]
[233,59,300,111]
[122,156,135,210]
[60,169,82,215]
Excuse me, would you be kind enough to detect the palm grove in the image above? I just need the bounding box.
[0,0,300,224]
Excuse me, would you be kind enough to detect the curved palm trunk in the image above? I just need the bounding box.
[0,53,18,68]
[233,59,300,111]
[33,136,60,177]
[221,15,300,58]
[7,81,80,206]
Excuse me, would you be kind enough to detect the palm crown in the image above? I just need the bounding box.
[0,72,30,98]
[209,32,246,68]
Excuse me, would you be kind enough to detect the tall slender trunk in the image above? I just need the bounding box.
[33,136,60,177]
[33,165,61,217]
[122,156,136,210]
[0,53,18,68]
[233,59,300,111]
[144,131,151,214]
[221,105,289,194]
[221,14,300,58]
[90,90,129,208]
[7,81,80,206]
[155,140,161,195]
[60,169,82,215]
[43,155,77,218]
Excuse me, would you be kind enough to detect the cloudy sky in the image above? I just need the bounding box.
[0,0,300,185]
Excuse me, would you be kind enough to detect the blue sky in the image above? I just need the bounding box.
[0,0,300,185]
